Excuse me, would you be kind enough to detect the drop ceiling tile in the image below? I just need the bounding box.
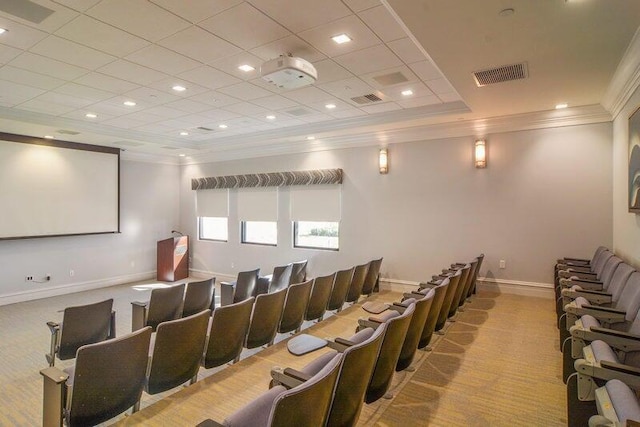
[224,102,268,116]
[249,0,352,33]
[425,77,456,94]
[343,0,381,12]
[0,44,21,65]
[359,101,401,114]
[123,110,166,123]
[268,117,306,127]
[306,98,353,113]
[0,65,65,90]
[101,116,147,128]
[147,77,210,98]
[53,82,116,102]
[30,36,116,70]
[298,14,380,58]
[378,81,434,101]
[85,0,191,42]
[397,95,442,109]
[60,109,115,121]
[217,82,275,100]
[125,45,201,75]
[53,0,101,12]
[334,44,402,76]
[250,122,279,131]
[283,86,334,104]
[358,5,406,42]
[164,99,212,114]
[32,91,95,108]
[15,99,75,115]
[150,0,243,23]
[97,60,170,85]
[298,112,333,123]
[360,65,419,89]
[0,16,48,49]
[178,66,242,90]
[210,52,263,80]
[195,109,242,122]
[251,94,299,110]
[250,35,326,63]
[318,77,376,100]
[438,92,462,102]
[157,26,242,64]
[55,15,150,57]
[124,87,179,105]
[248,77,285,94]
[83,99,135,116]
[134,122,178,133]
[13,0,79,32]
[171,113,215,126]
[0,80,45,104]
[387,38,425,64]
[9,52,89,80]
[313,59,354,85]
[199,3,290,50]
[327,107,367,119]
[74,72,140,94]
[188,90,241,108]
[408,60,444,82]
[223,116,265,127]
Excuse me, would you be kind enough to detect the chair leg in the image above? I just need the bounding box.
[133,400,141,413]
[41,367,68,427]
[566,373,597,427]
[562,338,575,384]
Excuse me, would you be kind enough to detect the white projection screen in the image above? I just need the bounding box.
[0,133,120,239]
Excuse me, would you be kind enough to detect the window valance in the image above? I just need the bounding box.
[191,168,342,190]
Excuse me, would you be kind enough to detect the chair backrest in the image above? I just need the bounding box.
[305,273,336,322]
[361,257,383,296]
[396,289,434,371]
[592,246,608,265]
[449,265,470,317]
[67,327,151,426]
[327,267,355,311]
[246,288,287,349]
[183,278,215,317]
[600,256,624,291]
[269,264,293,293]
[614,272,640,322]
[290,260,308,284]
[234,269,260,303]
[458,259,478,307]
[269,354,342,427]
[467,253,484,298]
[146,284,185,330]
[147,310,210,394]
[593,250,614,277]
[419,279,449,348]
[203,298,254,369]
[609,263,637,304]
[58,299,114,360]
[436,271,461,330]
[279,280,313,334]
[346,262,370,303]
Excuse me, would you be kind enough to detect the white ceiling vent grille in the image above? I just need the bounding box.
[197,126,215,131]
[57,129,80,135]
[373,71,408,87]
[351,93,384,105]
[473,62,528,87]
[0,0,54,24]
[285,108,313,116]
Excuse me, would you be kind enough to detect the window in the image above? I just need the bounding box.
[199,217,228,241]
[294,221,339,250]
[241,221,277,246]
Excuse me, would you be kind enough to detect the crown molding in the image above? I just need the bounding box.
[120,150,181,165]
[602,26,640,119]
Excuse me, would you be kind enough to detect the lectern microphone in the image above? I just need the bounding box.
[171,230,184,236]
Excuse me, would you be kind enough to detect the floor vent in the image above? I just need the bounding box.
[473,62,528,87]
[351,93,383,104]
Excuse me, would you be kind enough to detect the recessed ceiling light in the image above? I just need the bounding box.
[555,103,568,109]
[401,89,414,96]
[307,136,315,140]
[123,100,136,106]
[0,28,7,35]
[43,135,54,139]
[325,103,337,109]
[266,115,276,120]
[179,154,186,157]
[85,113,97,118]
[238,64,255,72]
[180,131,189,136]
[172,85,186,92]
[332,33,352,44]
[218,124,228,129]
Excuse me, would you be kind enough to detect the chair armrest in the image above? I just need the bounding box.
[584,305,626,314]
[573,289,610,296]
[404,291,425,299]
[388,302,407,314]
[131,301,148,331]
[561,279,603,291]
[41,367,69,427]
[283,368,312,382]
[131,301,148,307]
[600,360,640,376]
[420,282,437,289]
[564,257,590,263]
[220,282,236,306]
[566,266,593,273]
[358,317,382,330]
[46,322,61,367]
[270,367,308,389]
[591,327,640,341]
[196,419,225,427]
[109,310,116,339]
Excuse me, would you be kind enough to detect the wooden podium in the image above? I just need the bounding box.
[157,236,189,282]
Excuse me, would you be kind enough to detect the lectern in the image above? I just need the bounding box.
[157,236,189,282]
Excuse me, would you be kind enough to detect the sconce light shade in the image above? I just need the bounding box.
[379,148,388,174]
[475,140,487,168]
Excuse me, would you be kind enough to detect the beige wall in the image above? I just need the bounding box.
[181,122,613,285]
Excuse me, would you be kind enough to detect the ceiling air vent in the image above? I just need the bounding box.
[162,146,179,150]
[57,129,80,135]
[0,0,54,24]
[351,93,383,105]
[473,62,528,87]
[373,71,408,87]
[197,126,215,131]
[285,108,312,116]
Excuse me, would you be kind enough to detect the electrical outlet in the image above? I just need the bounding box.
[25,276,33,282]
[46,274,51,281]
[69,269,75,277]
[499,260,506,269]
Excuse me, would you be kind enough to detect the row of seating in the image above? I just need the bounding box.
[198,253,484,427]
[555,247,640,426]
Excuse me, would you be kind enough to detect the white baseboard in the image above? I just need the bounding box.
[190,269,236,284]
[0,271,156,306]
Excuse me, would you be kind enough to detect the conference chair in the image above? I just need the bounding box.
[361,257,383,296]
[345,262,370,304]
[290,260,308,284]
[408,278,450,349]
[41,327,151,427]
[131,283,185,331]
[197,353,343,427]
[327,267,355,313]
[246,288,287,349]
[445,263,471,317]
[555,248,611,308]
[556,250,615,301]
[183,278,216,317]
[588,379,640,427]
[45,298,115,367]
[467,253,484,298]
[220,268,260,306]
[422,270,461,333]
[202,298,254,368]
[555,246,609,278]
[457,258,478,309]
[146,310,210,394]
[278,279,313,334]
[304,273,336,322]
[272,326,385,427]
[265,263,293,293]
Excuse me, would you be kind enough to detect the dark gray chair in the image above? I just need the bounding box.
[183,278,216,317]
[327,267,354,313]
[457,258,478,309]
[406,278,449,349]
[290,260,308,284]
[147,310,210,394]
[203,297,254,368]
[361,257,383,296]
[131,284,185,331]
[422,270,460,332]
[346,262,370,304]
[468,253,484,297]
[268,264,293,293]
[46,298,115,367]
[446,264,470,317]
[278,280,313,334]
[41,327,152,427]
[305,273,336,322]
[220,268,260,306]
[246,288,287,349]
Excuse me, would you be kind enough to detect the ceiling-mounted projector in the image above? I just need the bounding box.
[260,55,317,89]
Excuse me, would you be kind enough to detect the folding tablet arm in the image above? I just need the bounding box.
[564,303,626,329]
[561,287,612,306]
[570,324,640,359]
[574,348,640,402]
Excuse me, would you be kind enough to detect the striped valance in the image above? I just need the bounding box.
[191,168,343,190]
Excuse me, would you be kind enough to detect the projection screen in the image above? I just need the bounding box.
[0,133,120,240]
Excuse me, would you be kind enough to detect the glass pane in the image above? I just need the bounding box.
[242,221,277,245]
[294,221,339,250]
[199,217,228,241]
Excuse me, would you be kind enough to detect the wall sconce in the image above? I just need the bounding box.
[379,148,388,174]
[475,139,487,168]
